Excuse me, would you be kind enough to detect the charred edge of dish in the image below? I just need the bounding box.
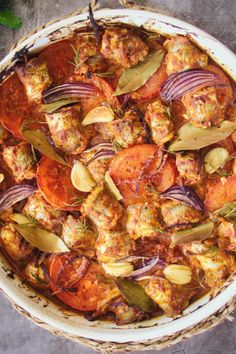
[0,44,31,83]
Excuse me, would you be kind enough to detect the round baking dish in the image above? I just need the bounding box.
[0,5,236,352]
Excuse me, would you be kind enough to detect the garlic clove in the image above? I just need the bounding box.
[102,262,134,277]
[71,160,96,192]
[163,264,192,285]
[82,105,115,126]
[105,171,123,201]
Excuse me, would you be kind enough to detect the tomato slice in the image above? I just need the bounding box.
[39,40,75,84]
[49,253,112,311]
[205,175,236,212]
[37,156,84,211]
[109,144,177,204]
[131,63,168,101]
[154,157,179,193]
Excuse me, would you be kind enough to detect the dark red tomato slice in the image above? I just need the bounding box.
[37,156,84,211]
[131,62,168,101]
[109,144,178,204]
[0,74,30,139]
[49,253,112,311]
[153,157,179,193]
[205,175,236,212]
[39,39,75,84]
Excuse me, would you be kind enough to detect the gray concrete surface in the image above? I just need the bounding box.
[0,0,235,353]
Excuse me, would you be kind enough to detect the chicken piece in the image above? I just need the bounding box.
[96,229,132,263]
[164,35,208,75]
[2,142,36,183]
[110,302,145,325]
[218,220,236,252]
[145,277,194,317]
[23,259,49,289]
[161,200,201,228]
[145,100,174,146]
[0,223,32,261]
[80,150,110,183]
[81,185,123,230]
[61,215,97,252]
[0,208,13,223]
[193,247,235,287]
[182,87,225,128]
[45,105,92,154]
[23,190,64,234]
[126,203,161,239]
[101,27,148,68]
[15,58,51,103]
[226,105,236,143]
[96,109,146,148]
[75,33,100,61]
[176,152,201,185]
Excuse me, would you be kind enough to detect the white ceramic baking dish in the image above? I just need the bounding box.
[0,7,236,345]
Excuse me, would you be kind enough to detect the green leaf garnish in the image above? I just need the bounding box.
[114,278,156,312]
[21,126,68,166]
[0,10,22,29]
[114,50,164,96]
[11,214,69,253]
[214,202,236,220]
[171,222,214,245]
[169,121,236,151]
[39,99,80,113]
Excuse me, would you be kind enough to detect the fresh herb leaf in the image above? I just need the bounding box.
[39,99,80,114]
[169,121,236,151]
[114,278,156,312]
[94,72,114,78]
[0,10,22,29]
[21,126,68,166]
[171,222,214,245]
[214,202,236,220]
[11,214,69,253]
[114,50,164,96]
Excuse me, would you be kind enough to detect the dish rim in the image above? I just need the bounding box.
[0,7,236,343]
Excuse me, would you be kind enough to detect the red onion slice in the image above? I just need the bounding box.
[160,69,223,102]
[160,185,204,212]
[0,185,37,213]
[43,83,99,104]
[85,149,115,166]
[84,143,114,153]
[124,257,160,278]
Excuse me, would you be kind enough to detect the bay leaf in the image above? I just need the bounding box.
[11,214,69,253]
[21,127,68,166]
[39,99,80,113]
[114,50,164,96]
[169,121,236,152]
[114,278,156,312]
[171,222,214,245]
[214,202,236,219]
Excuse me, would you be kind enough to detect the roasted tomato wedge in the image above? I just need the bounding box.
[0,73,43,139]
[39,40,75,84]
[49,253,113,312]
[109,144,177,204]
[37,156,84,211]
[154,157,179,193]
[205,175,236,212]
[131,63,168,101]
